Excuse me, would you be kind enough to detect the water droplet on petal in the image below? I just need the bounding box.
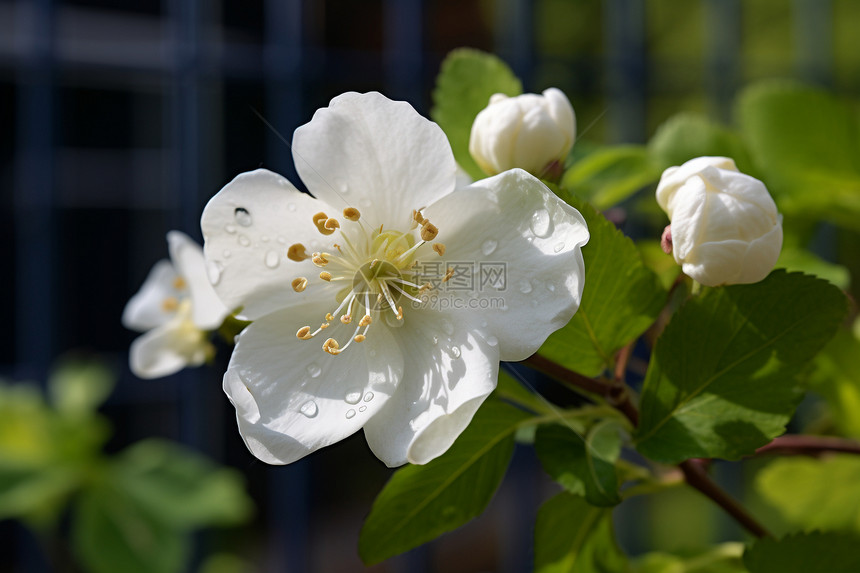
[486,335,498,347]
[554,241,565,253]
[225,224,237,234]
[277,236,287,245]
[360,198,372,208]
[359,405,367,412]
[238,234,251,247]
[363,392,374,402]
[264,250,280,268]
[432,335,439,345]
[345,409,356,419]
[518,279,533,294]
[207,260,223,285]
[306,363,321,378]
[450,346,461,359]
[530,208,552,238]
[261,235,270,243]
[299,400,318,418]
[234,207,252,227]
[345,388,363,404]
[287,203,297,212]
[481,239,498,256]
[546,283,556,292]
[222,249,232,258]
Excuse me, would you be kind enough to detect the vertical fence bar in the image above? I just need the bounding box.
[263,1,312,571]
[383,0,424,105]
[703,0,741,123]
[604,0,647,143]
[793,0,833,86]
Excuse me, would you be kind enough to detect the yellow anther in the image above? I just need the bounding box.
[319,271,332,281]
[442,267,455,282]
[343,207,361,221]
[312,252,329,266]
[162,296,179,312]
[420,222,439,241]
[325,313,334,322]
[433,243,446,256]
[359,315,373,327]
[320,322,330,329]
[419,282,433,294]
[287,243,310,262]
[354,334,366,343]
[340,315,352,324]
[291,277,308,292]
[412,209,424,224]
[313,212,336,235]
[312,212,328,225]
[173,277,187,290]
[323,338,341,355]
[296,326,312,340]
[325,218,340,231]
[396,306,403,320]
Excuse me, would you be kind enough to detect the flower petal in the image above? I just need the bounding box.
[421,168,589,361]
[223,304,404,465]
[129,313,208,379]
[122,259,181,332]
[292,92,457,226]
[362,310,499,467]
[200,168,340,321]
[167,231,229,330]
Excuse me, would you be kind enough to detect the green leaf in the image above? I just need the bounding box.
[48,357,115,418]
[638,240,682,291]
[0,464,80,521]
[431,48,522,180]
[631,543,747,573]
[535,421,622,506]
[73,483,188,573]
[776,248,851,290]
[635,270,848,463]
[649,112,753,174]
[737,81,860,228]
[540,199,666,377]
[534,491,628,573]
[113,439,254,530]
[743,531,860,573]
[808,330,860,437]
[561,145,661,209]
[358,399,530,565]
[755,455,860,534]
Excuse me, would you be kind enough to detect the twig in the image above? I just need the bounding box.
[680,459,771,538]
[755,435,860,457]
[614,342,634,382]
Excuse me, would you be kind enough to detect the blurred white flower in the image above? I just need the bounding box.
[656,156,783,287]
[201,91,589,467]
[469,88,575,178]
[122,231,229,378]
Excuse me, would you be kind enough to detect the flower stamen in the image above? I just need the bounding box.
[287,243,310,262]
[292,277,308,292]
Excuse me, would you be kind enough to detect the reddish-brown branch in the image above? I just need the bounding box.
[756,435,860,457]
[614,342,634,383]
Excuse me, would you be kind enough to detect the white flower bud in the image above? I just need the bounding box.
[469,88,575,178]
[656,156,783,287]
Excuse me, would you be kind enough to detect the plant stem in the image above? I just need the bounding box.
[524,353,771,538]
[679,459,771,538]
[755,434,860,456]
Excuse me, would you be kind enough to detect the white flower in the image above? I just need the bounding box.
[656,156,783,287]
[122,231,229,378]
[469,88,575,178]
[201,92,589,467]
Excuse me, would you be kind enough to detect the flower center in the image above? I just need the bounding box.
[287,207,448,355]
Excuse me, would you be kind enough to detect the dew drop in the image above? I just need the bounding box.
[481,239,498,256]
[261,235,270,243]
[234,207,252,227]
[277,236,287,245]
[363,392,374,402]
[345,409,356,419]
[222,249,232,258]
[264,250,280,269]
[530,208,553,238]
[225,224,237,234]
[432,335,439,345]
[518,279,533,294]
[360,198,372,208]
[546,283,556,292]
[450,346,461,359]
[238,234,251,247]
[306,363,321,378]
[554,241,565,253]
[345,388,363,404]
[207,260,223,285]
[359,405,367,412]
[486,335,499,347]
[287,203,297,212]
[299,400,318,418]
